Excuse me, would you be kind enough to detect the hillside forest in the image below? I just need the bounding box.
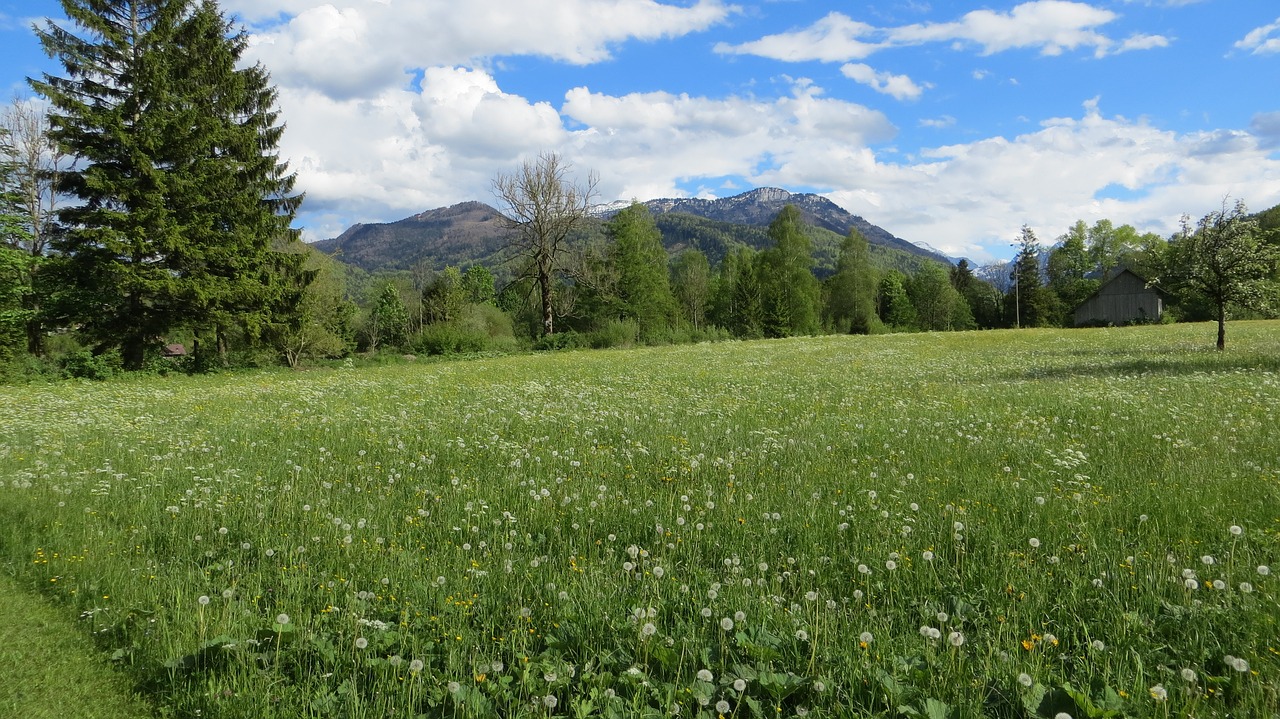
[2,0,1279,380]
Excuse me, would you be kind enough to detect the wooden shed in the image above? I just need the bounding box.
[1073,269,1168,327]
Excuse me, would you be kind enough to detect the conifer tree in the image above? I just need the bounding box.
[32,0,304,369]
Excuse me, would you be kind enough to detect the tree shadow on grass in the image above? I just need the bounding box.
[1011,351,1280,382]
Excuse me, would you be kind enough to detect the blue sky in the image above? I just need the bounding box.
[2,0,1278,261]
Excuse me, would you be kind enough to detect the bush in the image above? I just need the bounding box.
[590,319,640,349]
[532,331,589,351]
[61,349,121,380]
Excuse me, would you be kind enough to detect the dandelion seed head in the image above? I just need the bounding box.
[1018,673,1033,687]
[715,700,730,714]
[275,613,290,625]
[720,617,734,631]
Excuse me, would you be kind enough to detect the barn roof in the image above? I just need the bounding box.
[1074,268,1170,311]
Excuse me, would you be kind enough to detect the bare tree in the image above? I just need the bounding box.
[0,97,66,257]
[492,152,598,336]
[1,98,66,355]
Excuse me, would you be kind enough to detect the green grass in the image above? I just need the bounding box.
[0,573,153,718]
[0,321,1277,718]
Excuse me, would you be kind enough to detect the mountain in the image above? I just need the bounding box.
[635,188,952,265]
[311,188,950,274]
[311,201,511,272]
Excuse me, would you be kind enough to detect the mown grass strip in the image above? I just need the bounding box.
[0,572,153,719]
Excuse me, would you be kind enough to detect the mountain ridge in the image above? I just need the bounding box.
[310,188,952,273]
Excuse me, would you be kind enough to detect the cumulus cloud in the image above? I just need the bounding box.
[714,12,884,62]
[1236,18,1280,55]
[716,1,1167,64]
[1116,33,1171,53]
[840,63,928,100]
[281,56,1280,260]
[561,79,897,200]
[821,100,1280,259]
[282,73,898,237]
[240,0,736,99]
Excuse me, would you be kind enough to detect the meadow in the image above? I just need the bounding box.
[0,322,1277,719]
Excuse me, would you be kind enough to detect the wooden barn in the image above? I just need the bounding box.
[1073,269,1168,327]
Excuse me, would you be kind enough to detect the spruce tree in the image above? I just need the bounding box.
[163,1,305,365]
[32,0,304,370]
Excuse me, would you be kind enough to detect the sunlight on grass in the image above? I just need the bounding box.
[0,321,1277,718]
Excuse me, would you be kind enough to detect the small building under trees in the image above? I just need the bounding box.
[1073,269,1167,326]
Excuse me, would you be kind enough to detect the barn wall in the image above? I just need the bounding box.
[1074,272,1163,326]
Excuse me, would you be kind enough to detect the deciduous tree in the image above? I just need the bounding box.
[492,152,597,337]
[757,205,821,337]
[605,202,677,339]
[670,249,710,331]
[1161,199,1278,350]
[825,229,877,334]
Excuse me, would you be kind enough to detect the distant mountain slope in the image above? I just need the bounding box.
[311,189,950,275]
[311,201,510,271]
[637,188,952,265]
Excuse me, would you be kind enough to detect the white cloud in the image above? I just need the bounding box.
[1116,33,1171,53]
[888,1,1117,57]
[840,63,928,100]
[561,80,897,200]
[240,0,736,99]
[920,115,956,129]
[714,12,884,62]
[821,100,1280,259]
[1236,18,1280,55]
[717,1,1165,64]
[283,73,898,235]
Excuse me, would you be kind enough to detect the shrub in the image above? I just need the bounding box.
[532,331,589,351]
[61,349,121,380]
[590,319,640,349]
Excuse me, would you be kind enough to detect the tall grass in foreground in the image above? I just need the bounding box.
[0,322,1277,719]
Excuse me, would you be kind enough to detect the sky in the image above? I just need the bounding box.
[2,0,1279,262]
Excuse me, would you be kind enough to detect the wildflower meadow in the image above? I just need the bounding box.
[0,322,1277,718]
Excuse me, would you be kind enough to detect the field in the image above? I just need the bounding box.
[1,322,1278,719]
